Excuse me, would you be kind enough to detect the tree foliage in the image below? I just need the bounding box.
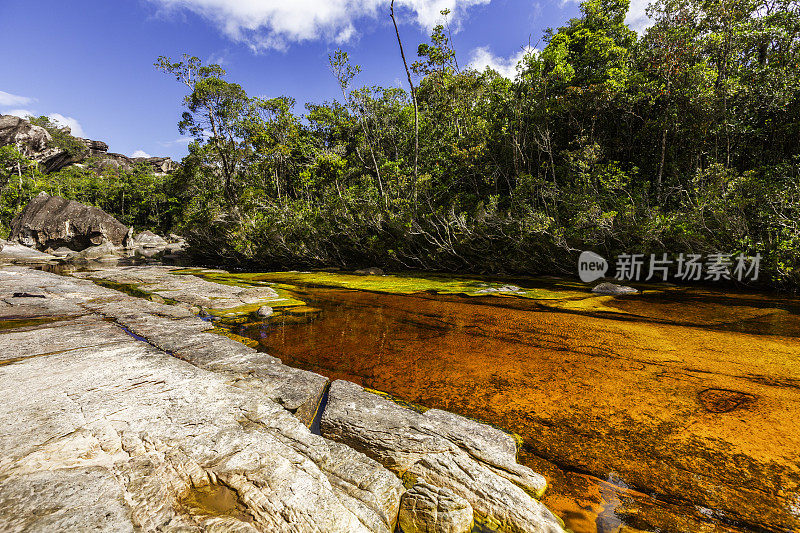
[14,0,793,286]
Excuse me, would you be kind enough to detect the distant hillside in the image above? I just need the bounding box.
[0,114,178,175]
[0,114,185,236]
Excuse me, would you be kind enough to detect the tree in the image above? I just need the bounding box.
[155,55,249,208]
[390,0,419,192]
[328,49,385,200]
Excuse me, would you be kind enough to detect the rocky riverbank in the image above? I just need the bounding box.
[0,265,564,532]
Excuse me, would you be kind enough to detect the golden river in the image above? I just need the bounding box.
[202,270,800,533]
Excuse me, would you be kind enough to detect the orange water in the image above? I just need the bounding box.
[236,282,800,533]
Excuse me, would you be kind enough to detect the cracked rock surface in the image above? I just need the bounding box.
[0,267,401,532]
[320,380,564,533]
[72,265,281,310]
[399,482,474,533]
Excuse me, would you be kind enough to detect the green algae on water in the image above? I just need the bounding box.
[171,269,307,313]
[172,268,583,300]
[90,278,179,305]
[0,316,72,331]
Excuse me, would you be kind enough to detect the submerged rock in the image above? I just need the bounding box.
[476,285,524,294]
[591,282,638,295]
[257,305,274,318]
[320,380,563,533]
[10,192,130,251]
[399,482,473,533]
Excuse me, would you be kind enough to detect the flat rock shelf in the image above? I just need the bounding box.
[0,266,564,533]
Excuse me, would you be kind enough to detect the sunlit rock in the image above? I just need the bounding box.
[257,305,274,318]
[320,380,562,533]
[0,267,401,532]
[399,482,473,533]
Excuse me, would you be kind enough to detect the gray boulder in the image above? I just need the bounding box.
[257,305,274,318]
[0,114,52,158]
[399,482,474,533]
[50,246,76,257]
[0,114,179,174]
[0,115,89,173]
[591,282,639,295]
[10,192,130,251]
[320,380,563,533]
[95,152,180,174]
[355,267,385,276]
[133,230,168,248]
[68,240,121,261]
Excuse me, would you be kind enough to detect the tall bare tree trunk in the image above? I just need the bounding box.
[390,0,419,199]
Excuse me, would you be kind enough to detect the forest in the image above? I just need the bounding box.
[3,0,799,288]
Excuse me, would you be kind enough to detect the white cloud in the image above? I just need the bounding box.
[160,136,194,147]
[625,0,653,33]
[207,51,229,66]
[0,91,35,107]
[48,113,85,138]
[468,45,536,79]
[3,109,36,119]
[147,0,490,51]
[131,150,152,158]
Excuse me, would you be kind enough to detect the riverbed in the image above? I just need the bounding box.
[211,272,800,533]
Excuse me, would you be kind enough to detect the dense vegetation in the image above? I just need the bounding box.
[3,0,799,288]
[157,0,800,288]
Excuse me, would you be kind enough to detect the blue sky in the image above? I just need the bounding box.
[0,0,648,161]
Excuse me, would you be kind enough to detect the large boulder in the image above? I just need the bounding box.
[0,114,54,159]
[9,192,130,251]
[320,380,564,533]
[133,230,168,248]
[0,115,87,173]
